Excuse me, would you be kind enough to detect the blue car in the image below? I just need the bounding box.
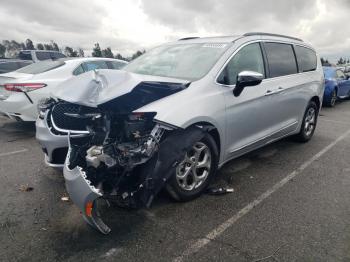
[323,66,350,107]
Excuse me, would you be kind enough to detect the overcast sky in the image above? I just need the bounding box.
[0,0,349,61]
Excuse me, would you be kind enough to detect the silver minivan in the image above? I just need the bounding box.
[36,32,324,233]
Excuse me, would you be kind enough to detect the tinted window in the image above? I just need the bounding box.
[17,51,32,60]
[16,60,65,74]
[0,62,21,73]
[17,61,32,68]
[73,65,85,76]
[264,43,298,77]
[36,52,52,61]
[82,61,108,71]
[218,43,265,85]
[294,46,317,72]
[109,61,127,69]
[50,52,66,59]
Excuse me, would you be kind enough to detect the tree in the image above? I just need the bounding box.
[44,44,53,50]
[131,50,145,60]
[115,53,126,61]
[337,57,345,65]
[51,41,59,51]
[64,46,78,57]
[3,40,22,57]
[25,39,35,50]
[102,47,114,58]
[78,48,84,57]
[0,43,6,58]
[92,43,102,57]
[37,43,44,50]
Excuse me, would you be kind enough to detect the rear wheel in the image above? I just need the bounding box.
[166,133,218,202]
[294,101,318,143]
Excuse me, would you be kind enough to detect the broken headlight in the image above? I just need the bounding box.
[37,98,56,119]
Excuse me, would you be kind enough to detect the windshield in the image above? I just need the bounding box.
[323,67,335,79]
[124,43,229,81]
[16,60,65,74]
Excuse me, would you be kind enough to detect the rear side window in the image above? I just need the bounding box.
[73,65,85,76]
[17,51,32,60]
[50,52,66,59]
[264,43,298,77]
[108,61,127,69]
[16,60,65,74]
[294,46,317,72]
[36,52,52,61]
[82,61,108,71]
[217,43,265,85]
[0,62,20,73]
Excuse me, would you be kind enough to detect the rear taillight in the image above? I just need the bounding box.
[4,83,47,92]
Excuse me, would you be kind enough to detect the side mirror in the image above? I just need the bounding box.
[233,71,264,97]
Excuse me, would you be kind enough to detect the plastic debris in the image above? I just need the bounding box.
[206,187,234,195]
[61,196,69,201]
[19,184,33,192]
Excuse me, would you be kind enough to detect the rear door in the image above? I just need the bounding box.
[262,42,305,135]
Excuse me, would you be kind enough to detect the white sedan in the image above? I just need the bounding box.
[0,57,127,121]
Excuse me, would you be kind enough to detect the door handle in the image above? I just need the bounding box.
[265,87,284,96]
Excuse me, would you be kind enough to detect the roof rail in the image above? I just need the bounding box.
[243,32,303,42]
[178,37,200,41]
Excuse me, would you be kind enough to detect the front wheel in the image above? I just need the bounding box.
[294,101,319,143]
[326,89,337,107]
[166,133,218,202]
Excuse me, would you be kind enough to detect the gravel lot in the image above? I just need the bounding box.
[1,100,350,262]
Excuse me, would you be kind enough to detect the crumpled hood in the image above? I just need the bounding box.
[53,69,189,108]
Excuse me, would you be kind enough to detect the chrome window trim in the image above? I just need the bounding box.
[214,39,317,87]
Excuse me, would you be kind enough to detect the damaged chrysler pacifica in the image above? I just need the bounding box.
[36,33,324,233]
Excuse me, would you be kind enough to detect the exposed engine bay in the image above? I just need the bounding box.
[43,78,210,234]
[67,110,170,208]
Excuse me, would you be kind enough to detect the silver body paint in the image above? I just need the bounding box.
[35,34,324,233]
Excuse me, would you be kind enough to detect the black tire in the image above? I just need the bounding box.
[165,132,219,202]
[325,89,337,107]
[294,101,319,143]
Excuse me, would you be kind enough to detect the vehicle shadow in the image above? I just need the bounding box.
[0,118,36,141]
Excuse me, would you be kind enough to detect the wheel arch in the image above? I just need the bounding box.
[186,121,221,160]
[310,96,321,110]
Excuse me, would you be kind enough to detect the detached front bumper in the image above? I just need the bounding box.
[64,150,111,234]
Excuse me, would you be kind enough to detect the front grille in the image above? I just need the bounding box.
[50,102,100,132]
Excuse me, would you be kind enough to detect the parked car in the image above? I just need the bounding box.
[344,65,350,78]
[36,32,324,233]
[0,59,32,74]
[0,57,128,121]
[17,50,66,62]
[323,66,350,107]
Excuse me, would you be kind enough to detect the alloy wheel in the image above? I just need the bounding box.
[176,142,212,191]
[304,107,316,137]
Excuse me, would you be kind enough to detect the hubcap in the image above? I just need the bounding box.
[176,142,212,191]
[304,107,316,137]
